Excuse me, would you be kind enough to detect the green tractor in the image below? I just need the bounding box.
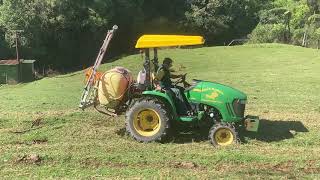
[79,27,259,147]
[125,35,259,147]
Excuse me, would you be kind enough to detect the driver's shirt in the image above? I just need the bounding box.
[155,65,172,89]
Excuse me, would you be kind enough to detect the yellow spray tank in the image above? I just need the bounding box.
[97,67,133,109]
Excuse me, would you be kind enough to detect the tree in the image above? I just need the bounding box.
[315,28,320,48]
[248,23,287,43]
[0,29,12,58]
[303,14,320,47]
[249,0,320,47]
[184,0,264,44]
[307,0,320,14]
[0,0,115,68]
[0,0,150,69]
[0,0,267,70]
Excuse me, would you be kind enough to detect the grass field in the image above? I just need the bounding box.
[0,44,320,179]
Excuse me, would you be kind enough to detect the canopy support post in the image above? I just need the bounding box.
[153,48,159,72]
[144,48,151,89]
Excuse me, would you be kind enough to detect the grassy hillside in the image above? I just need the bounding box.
[0,44,320,179]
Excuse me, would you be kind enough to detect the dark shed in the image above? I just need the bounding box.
[0,59,36,84]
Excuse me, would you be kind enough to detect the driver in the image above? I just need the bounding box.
[155,58,190,115]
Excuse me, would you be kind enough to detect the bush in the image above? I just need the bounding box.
[248,23,287,43]
[292,28,305,45]
[307,27,320,48]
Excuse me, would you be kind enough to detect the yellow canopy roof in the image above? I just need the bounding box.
[135,35,205,48]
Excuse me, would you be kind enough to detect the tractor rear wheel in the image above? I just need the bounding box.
[125,98,170,142]
[209,123,238,147]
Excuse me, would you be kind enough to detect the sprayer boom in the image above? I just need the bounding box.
[79,25,118,109]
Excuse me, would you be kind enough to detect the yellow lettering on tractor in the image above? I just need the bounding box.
[206,91,219,100]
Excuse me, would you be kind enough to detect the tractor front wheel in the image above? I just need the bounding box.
[209,123,238,147]
[125,98,170,142]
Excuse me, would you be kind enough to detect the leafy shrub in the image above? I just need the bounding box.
[292,28,305,45]
[248,23,287,43]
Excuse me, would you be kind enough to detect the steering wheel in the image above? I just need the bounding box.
[173,74,190,88]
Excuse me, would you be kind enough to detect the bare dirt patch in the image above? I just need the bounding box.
[9,117,45,134]
[80,158,102,168]
[300,160,320,174]
[172,161,199,169]
[272,160,294,173]
[32,139,48,144]
[12,138,48,146]
[15,154,42,165]
[80,158,129,169]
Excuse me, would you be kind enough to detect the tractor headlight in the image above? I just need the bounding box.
[239,99,247,104]
[233,99,246,117]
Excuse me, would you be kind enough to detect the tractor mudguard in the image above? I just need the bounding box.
[142,90,177,116]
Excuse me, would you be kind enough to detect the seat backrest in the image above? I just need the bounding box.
[137,70,146,85]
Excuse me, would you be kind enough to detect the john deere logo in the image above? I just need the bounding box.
[206,91,219,100]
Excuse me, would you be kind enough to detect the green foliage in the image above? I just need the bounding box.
[0,0,195,69]
[307,0,320,14]
[0,0,143,68]
[290,3,310,29]
[185,0,263,43]
[0,30,12,58]
[292,28,305,45]
[315,28,320,39]
[308,14,320,26]
[259,8,289,24]
[248,0,320,48]
[248,23,287,43]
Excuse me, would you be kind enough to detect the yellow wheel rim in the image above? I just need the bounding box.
[214,128,234,146]
[133,109,161,137]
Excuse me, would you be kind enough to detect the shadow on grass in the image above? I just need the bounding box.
[116,128,127,137]
[171,119,309,144]
[115,124,211,143]
[116,119,309,144]
[240,119,309,143]
[168,125,211,144]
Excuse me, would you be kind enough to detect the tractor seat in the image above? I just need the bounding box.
[192,79,202,83]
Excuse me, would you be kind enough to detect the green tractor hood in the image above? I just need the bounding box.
[186,80,247,121]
